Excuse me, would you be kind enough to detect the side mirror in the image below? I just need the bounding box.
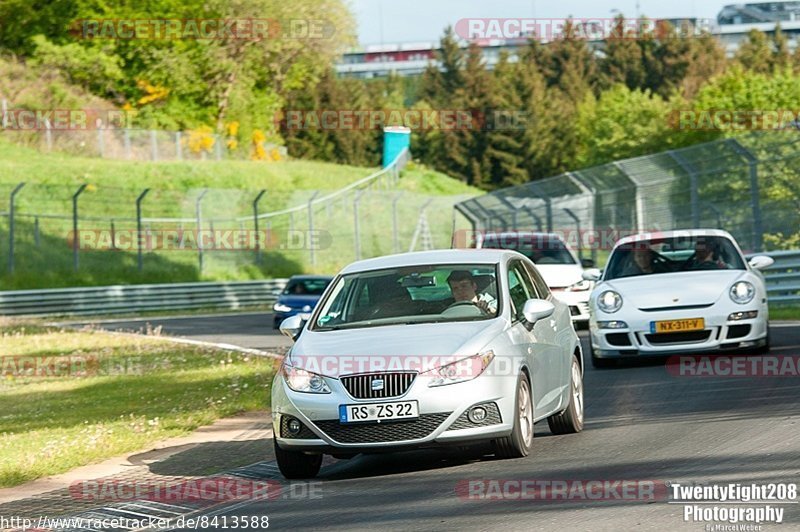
[580,258,595,269]
[522,299,555,324]
[279,315,305,341]
[272,288,283,297]
[748,255,774,271]
[582,268,602,282]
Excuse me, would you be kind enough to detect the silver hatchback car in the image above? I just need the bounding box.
[272,249,584,478]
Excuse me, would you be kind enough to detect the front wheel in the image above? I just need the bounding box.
[548,355,585,434]
[494,373,534,458]
[273,437,322,479]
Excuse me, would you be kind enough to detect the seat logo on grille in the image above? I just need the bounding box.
[371,378,385,391]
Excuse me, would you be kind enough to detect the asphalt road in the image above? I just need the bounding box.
[80,314,800,531]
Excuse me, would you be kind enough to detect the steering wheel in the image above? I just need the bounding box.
[445,300,480,310]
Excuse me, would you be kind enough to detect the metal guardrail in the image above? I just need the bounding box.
[748,250,800,305]
[0,279,288,316]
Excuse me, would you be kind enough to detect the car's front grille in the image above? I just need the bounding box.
[447,403,502,431]
[638,303,714,312]
[313,413,451,444]
[607,333,632,347]
[645,331,711,345]
[341,372,416,399]
[727,324,751,339]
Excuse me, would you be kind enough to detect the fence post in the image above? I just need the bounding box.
[354,190,364,260]
[124,128,132,159]
[110,219,116,251]
[45,119,53,152]
[176,132,182,161]
[668,151,700,228]
[392,192,403,254]
[1,99,7,128]
[97,128,105,158]
[563,208,582,260]
[215,135,222,160]
[150,130,158,161]
[196,189,208,273]
[34,216,40,247]
[308,191,319,267]
[72,184,88,271]
[136,189,150,271]
[728,139,764,252]
[253,189,266,265]
[8,182,25,274]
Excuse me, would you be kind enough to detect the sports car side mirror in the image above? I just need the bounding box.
[522,299,555,324]
[582,268,602,282]
[748,255,774,271]
[581,258,595,268]
[279,314,305,341]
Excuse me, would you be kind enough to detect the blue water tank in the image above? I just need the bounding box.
[382,126,411,168]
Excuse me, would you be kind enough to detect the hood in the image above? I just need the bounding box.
[277,294,322,308]
[602,270,746,310]
[288,319,506,377]
[534,264,584,289]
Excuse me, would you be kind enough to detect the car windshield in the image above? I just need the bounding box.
[311,264,500,331]
[604,235,746,280]
[481,234,577,265]
[283,278,330,295]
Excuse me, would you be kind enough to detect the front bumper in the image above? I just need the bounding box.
[589,305,768,359]
[272,372,516,452]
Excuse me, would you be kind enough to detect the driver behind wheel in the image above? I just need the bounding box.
[446,270,498,315]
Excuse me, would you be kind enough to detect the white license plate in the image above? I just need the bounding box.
[339,401,419,424]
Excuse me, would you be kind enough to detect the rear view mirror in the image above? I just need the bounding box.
[582,268,602,282]
[748,255,774,271]
[279,315,305,341]
[522,299,555,324]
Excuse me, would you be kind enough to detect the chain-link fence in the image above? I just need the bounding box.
[454,131,800,264]
[0,149,475,289]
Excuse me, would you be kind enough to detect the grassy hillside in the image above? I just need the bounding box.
[0,137,480,290]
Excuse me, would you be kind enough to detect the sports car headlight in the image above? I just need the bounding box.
[597,290,622,313]
[273,303,292,313]
[730,281,755,305]
[281,364,331,394]
[425,351,495,387]
[565,279,593,292]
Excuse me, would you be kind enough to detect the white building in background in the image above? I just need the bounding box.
[337,1,800,78]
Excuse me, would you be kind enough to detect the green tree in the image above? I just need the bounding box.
[735,29,774,73]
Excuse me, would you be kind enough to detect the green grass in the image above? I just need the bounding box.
[0,138,481,289]
[770,307,800,320]
[0,322,277,487]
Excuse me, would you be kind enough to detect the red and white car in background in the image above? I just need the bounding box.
[477,232,595,325]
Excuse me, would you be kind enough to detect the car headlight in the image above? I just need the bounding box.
[282,364,331,394]
[597,290,622,313]
[273,303,292,313]
[565,279,593,292]
[730,281,755,305]
[425,350,495,387]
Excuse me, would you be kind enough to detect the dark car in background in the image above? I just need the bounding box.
[273,275,334,328]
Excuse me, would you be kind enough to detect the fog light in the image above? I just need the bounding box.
[287,418,302,435]
[728,311,758,321]
[598,320,628,329]
[468,406,488,424]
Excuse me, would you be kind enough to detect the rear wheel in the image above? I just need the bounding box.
[273,437,322,479]
[494,373,534,459]
[548,356,585,434]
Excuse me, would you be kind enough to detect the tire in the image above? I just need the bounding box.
[273,437,322,479]
[494,372,534,459]
[589,340,616,369]
[548,356,585,434]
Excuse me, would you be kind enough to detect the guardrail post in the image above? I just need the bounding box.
[308,191,319,267]
[354,190,364,260]
[136,189,150,271]
[8,182,25,274]
[392,192,403,254]
[196,189,208,273]
[72,184,88,271]
[253,190,266,265]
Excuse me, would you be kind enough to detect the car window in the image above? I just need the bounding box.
[507,261,534,322]
[482,234,577,265]
[523,262,551,299]
[604,235,746,280]
[312,264,500,331]
[283,278,330,295]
